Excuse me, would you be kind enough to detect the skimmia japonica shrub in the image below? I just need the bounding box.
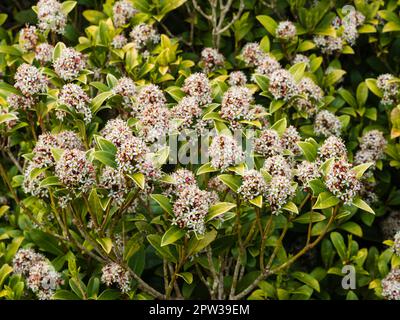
[0,0,400,301]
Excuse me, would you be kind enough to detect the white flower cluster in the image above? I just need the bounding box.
[292,54,310,68]
[129,23,160,50]
[37,0,67,34]
[112,77,136,108]
[263,155,292,178]
[275,21,297,41]
[341,9,365,45]
[241,42,265,66]
[238,169,267,201]
[281,125,301,155]
[318,136,348,163]
[13,248,62,300]
[266,175,296,214]
[111,34,128,49]
[228,71,247,87]
[200,47,225,73]
[381,210,400,239]
[136,84,166,111]
[112,0,137,28]
[115,135,149,174]
[138,101,171,143]
[101,118,134,148]
[377,74,399,105]
[100,167,128,205]
[254,129,282,157]
[354,130,387,165]
[314,110,342,137]
[53,47,86,81]
[381,268,400,300]
[171,96,202,130]
[35,43,54,64]
[220,86,253,125]
[254,54,281,78]
[209,135,244,171]
[172,184,216,234]
[7,93,37,111]
[101,262,131,293]
[55,149,96,193]
[268,69,298,101]
[296,160,321,189]
[313,35,343,55]
[182,73,212,106]
[14,63,48,96]
[58,84,92,123]
[19,25,38,52]
[325,159,361,204]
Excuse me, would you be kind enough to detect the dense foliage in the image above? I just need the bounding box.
[0,0,400,300]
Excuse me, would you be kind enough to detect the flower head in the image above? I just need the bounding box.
[313,35,343,55]
[14,64,47,96]
[19,25,38,52]
[35,43,54,64]
[325,159,361,204]
[275,21,297,40]
[129,23,160,50]
[116,136,149,174]
[268,69,298,101]
[113,0,137,28]
[112,34,128,49]
[254,54,281,78]
[37,0,67,34]
[101,262,131,293]
[101,118,133,148]
[220,86,253,122]
[58,84,92,123]
[238,169,267,201]
[318,136,348,163]
[7,93,37,111]
[241,43,264,66]
[55,149,96,192]
[381,268,400,300]
[281,125,301,155]
[171,96,202,130]
[377,74,398,105]
[228,71,247,87]
[200,47,225,73]
[100,167,128,205]
[182,73,212,106]
[53,47,86,81]
[314,110,341,137]
[266,175,296,214]
[254,129,282,157]
[209,135,244,171]
[136,84,166,111]
[296,161,321,189]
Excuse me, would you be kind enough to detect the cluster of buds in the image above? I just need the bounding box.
[200,48,225,73]
[136,84,166,111]
[100,167,128,205]
[354,130,387,166]
[254,54,281,78]
[228,71,247,87]
[238,169,268,201]
[112,77,136,108]
[325,159,361,204]
[13,248,62,300]
[313,35,343,55]
[35,43,54,64]
[314,110,342,137]
[129,23,160,50]
[7,93,37,111]
[112,0,138,28]
[111,34,128,49]
[53,47,86,81]
[381,268,400,300]
[318,136,348,163]
[296,161,321,189]
[37,0,67,34]
[268,69,298,101]
[381,210,400,240]
[254,129,282,158]
[19,25,38,52]
[209,135,244,171]
[241,42,265,66]
[376,74,399,105]
[219,86,253,125]
[171,96,202,130]
[341,9,365,45]
[281,125,301,155]
[100,118,134,148]
[137,103,171,143]
[172,184,216,234]
[55,149,96,193]
[115,136,149,174]
[58,84,92,123]
[14,63,48,96]
[182,73,212,106]
[275,21,297,41]
[266,175,296,214]
[101,262,131,293]
[263,155,292,178]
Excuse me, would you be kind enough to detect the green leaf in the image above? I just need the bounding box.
[292,272,320,292]
[196,162,218,175]
[0,264,13,288]
[61,1,77,14]
[365,79,382,98]
[249,195,263,208]
[218,174,242,192]
[294,212,326,224]
[289,62,307,82]
[161,226,186,246]
[351,162,373,179]
[128,172,145,190]
[0,113,17,125]
[94,135,117,154]
[177,272,193,284]
[297,141,317,161]
[270,118,287,135]
[253,74,269,91]
[352,197,375,214]
[330,232,347,261]
[91,91,114,113]
[312,192,340,210]
[187,230,217,255]
[206,202,236,222]
[82,10,107,24]
[97,237,113,254]
[92,151,117,168]
[51,290,79,300]
[256,15,278,35]
[282,201,298,214]
[150,194,173,215]
[40,176,61,187]
[339,222,363,237]
[356,82,368,107]
[165,86,185,102]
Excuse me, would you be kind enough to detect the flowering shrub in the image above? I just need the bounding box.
[0,0,400,301]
